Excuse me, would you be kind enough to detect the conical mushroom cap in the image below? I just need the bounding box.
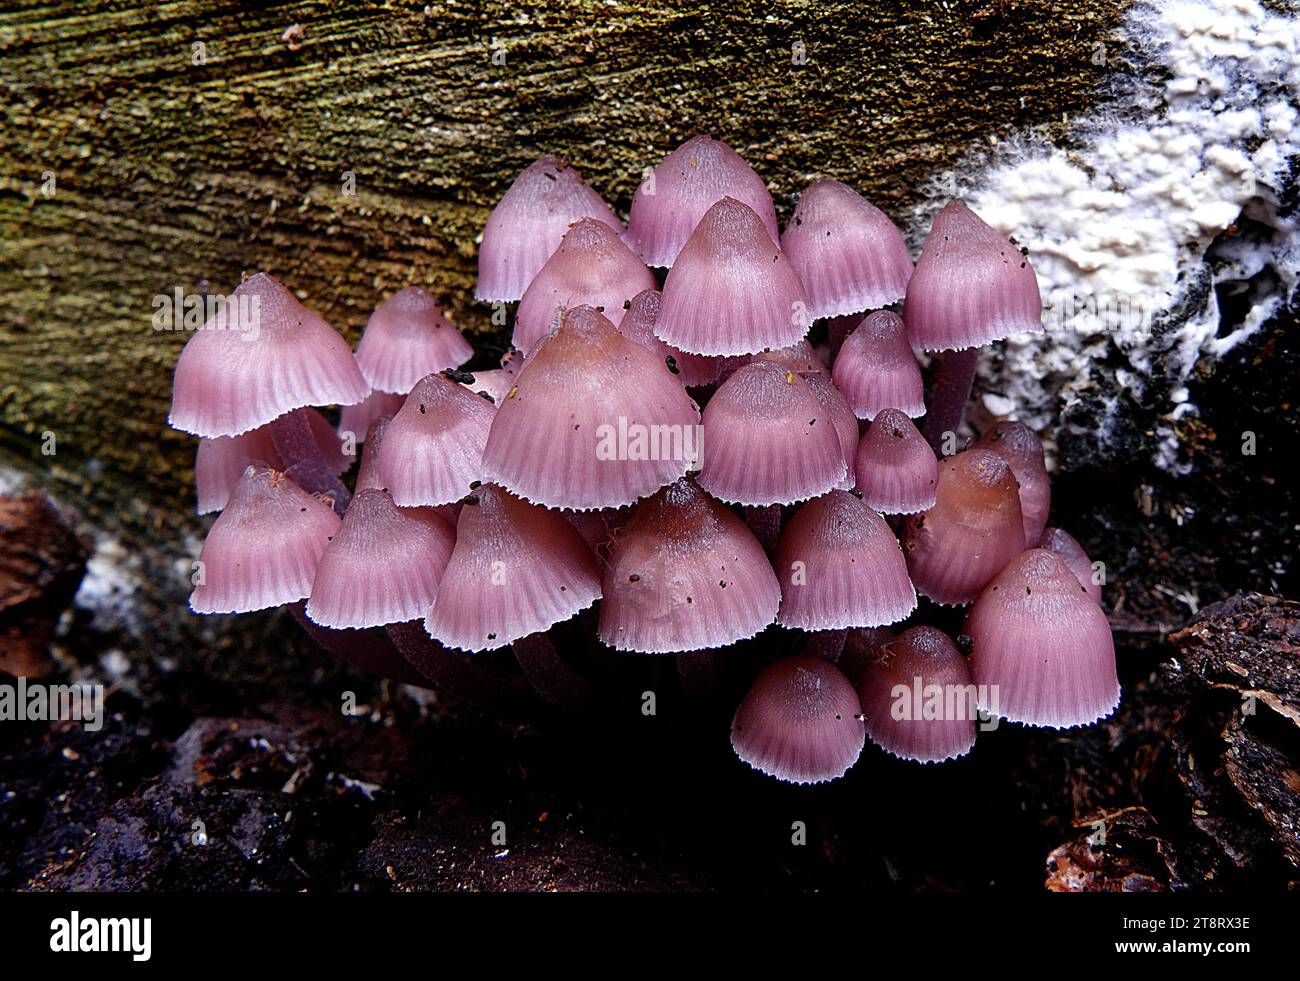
[857,626,977,763]
[900,449,1024,605]
[656,197,811,357]
[306,488,455,629]
[482,306,701,511]
[190,465,341,614]
[355,287,473,394]
[975,421,1051,548]
[730,655,866,784]
[625,135,779,268]
[773,490,917,631]
[781,179,913,319]
[855,409,939,515]
[903,201,1042,352]
[831,310,925,420]
[967,549,1119,728]
[698,361,845,506]
[476,156,622,302]
[378,372,496,507]
[598,478,780,653]
[169,272,369,438]
[513,219,657,353]
[424,484,602,651]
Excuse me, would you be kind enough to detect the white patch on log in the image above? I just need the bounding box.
[910,0,1300,472]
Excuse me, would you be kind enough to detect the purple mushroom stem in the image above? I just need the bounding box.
[804,629,849,663]
[288,602,427,686]
[921,346,979,453]
[270,408,353,514]
[742,504,782,553]
[826,314,860,362]
[386,620,534,716]
[512,632,594,710]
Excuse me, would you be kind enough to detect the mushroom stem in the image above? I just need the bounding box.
[386,620,533,715]
[826,314,859,362]
[742,504,782,553]
[675,649,722,696]
[512,632,594,710]
[804,628,849,663]
[921,347,980,453]
[288,602,427,686]
[270,408,352,514]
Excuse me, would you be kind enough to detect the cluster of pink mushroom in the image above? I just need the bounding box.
[169,135,1119,785]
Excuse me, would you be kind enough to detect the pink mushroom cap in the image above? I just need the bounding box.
[967,548,1119,728]
[698,361,846,506]
[780,178,913,319]
[481,305,701,511]
[773,490,917,631]
[903,201,1043,352]
[190,465,341,614]
[855,408,939,515]
[856,625,978,764]
[475,156,622,302]
[169,272,369,438]
[901,449,1025,605]
[354,287,473,394]
[831,310,925,420]
[424,484,602,652]
[656,197,811,357]
[306,488,455,629]
[624,135,779,268]
[513,218,656,353]
[730,655,866,784]
[598,478,780,653]
[378,372,496,507]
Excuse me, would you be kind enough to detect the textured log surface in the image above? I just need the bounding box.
[0,0,1124,551]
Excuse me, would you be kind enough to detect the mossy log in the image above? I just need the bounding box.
[0,0,1122,568]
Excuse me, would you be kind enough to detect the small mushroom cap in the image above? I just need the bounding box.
[306,489,455,629]
[625,135,779,268]
[656,197,812,357]
[780,178,913,319]
[967,548,1119,728]
[378,372,495,507]
[481,305,701,511]
[354,414,394,493]
[854,409,939,515]
[773,490,917,631]
[598,478,780,653]
[338,390,405,449]
[831,311,926,420]
[900,449,1025,605]
[800,372,859,492]
[698,361,847,507]
[615,289,727,388]
[169,273,370,438]
[903,201,1043,352]
[190,465,341,614]
[424,484,602,652]
[857,626,977,764]
[513,219,657,353]
[354,287,473,394]
[975,421,1050,548]
[730,655,866,784]
[475,156,622,302]
[1040,526,1102,604]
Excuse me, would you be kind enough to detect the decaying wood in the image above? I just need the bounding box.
[0,0,1124,555]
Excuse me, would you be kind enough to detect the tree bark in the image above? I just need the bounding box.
[0,0,1124,586]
